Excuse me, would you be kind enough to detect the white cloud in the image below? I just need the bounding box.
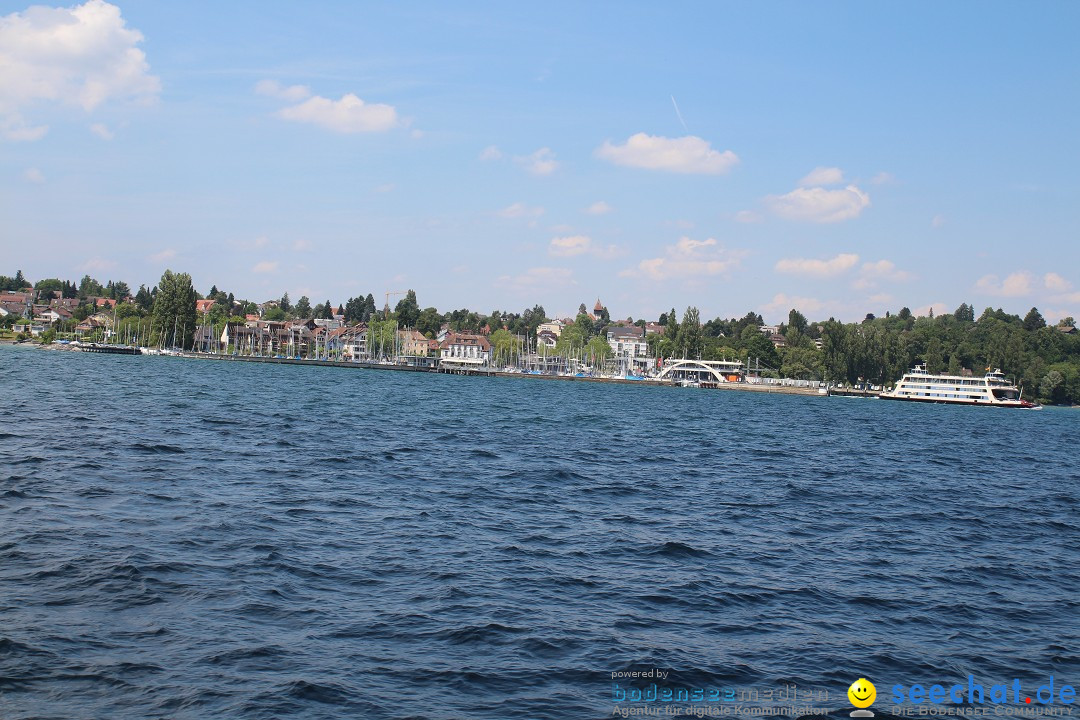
[734,210,761,224]
[89,122,113,139]
[775,253,859,278]
[495,266,575,289]
[870,171,895,185]
[595,133,738,174]
[478,145,503,161]
[868,293,893,305]
[913,302,948,318]
[1045,272,1072,292]
[549,235,592,257]
[621,236,745,281]
[23,167,44,183]
[252,260,279,274]
[81,256,115,272]
[373,182,395,193]
[254,79,311,102]
[584,201,612,215]
[1,116,48,141]
[765,184,870,223]
[148,248,175,263]
[798,166,844,187]
[277,93,399,133]
[515,147,558,175]
[548,235,622,259]
[975,272,1033,297]
[0,0,160,139]
[761,293,827,316]
[931,214,946,228]
[852,259,914,289]
[497,202,544,220]
[292,239,312,251]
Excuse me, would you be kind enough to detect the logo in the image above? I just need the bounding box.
[848,678,876,717]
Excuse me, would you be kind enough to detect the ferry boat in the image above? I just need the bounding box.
[880,364,1039,408]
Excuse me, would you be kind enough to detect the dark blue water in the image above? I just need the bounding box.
[1,345,1078,719]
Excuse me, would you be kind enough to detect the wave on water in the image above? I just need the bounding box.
[1,346,1077,718]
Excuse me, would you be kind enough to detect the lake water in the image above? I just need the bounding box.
[1,345,1078,719]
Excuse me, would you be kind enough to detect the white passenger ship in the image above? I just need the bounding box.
[880,364,1039,408]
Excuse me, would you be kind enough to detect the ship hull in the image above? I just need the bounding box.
[878,393,1038,409]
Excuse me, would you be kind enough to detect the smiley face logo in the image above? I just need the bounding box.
[848,678,876,708]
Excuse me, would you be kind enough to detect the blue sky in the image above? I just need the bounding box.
[2,1,1078,322]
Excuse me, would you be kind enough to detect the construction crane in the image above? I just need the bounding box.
[384,290,408,319]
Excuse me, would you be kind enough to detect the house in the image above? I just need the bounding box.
[195,299,216,314]
[537,319,564,337]
[0,301,27,318]
[2,291,34,306]
[89,296,117,310]
[607,325,648,358]
[644,322,665,336]
[193,325,216,352]
[341,325,368,361]
[398,329,429,357]
[536,329,558,349]
[34,306,72,325]
[75,317,105,336]
[439,332,491,361]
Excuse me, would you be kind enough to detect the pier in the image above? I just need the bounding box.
[77,343,140,355]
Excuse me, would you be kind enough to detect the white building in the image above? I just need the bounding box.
[607,325,648,358]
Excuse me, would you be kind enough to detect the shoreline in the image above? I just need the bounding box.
[28,342,828,397]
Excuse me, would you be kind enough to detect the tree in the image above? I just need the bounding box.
[574,312,594,340]
[109,281,131,300]
[1023,307,1046,332]
[787,308,808,336]
[489,328,515,365]
[395,290,420,328]
[151,270,197,349]
[555,322,586,355]
[521,304,547,336]
[78,274,105,297]
[35,278,64,296]
[585,335,613,366]
[264,306,286,321]
[367,318,396,359]
[280,292,291,314]
[294,296,312,318]
[675,306,703,358]
[954,303,974,322]
[321,300,333,320]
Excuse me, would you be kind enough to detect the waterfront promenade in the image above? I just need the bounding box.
[33,341,828,397]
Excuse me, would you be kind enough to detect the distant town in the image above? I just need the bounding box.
[2,268,1079,405]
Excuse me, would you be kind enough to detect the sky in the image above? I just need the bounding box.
[2,1,1079,323]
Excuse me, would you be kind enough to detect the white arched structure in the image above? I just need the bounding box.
[656,359,745,383]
